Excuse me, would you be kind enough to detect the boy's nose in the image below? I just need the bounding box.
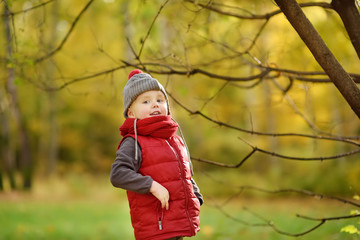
[152,101,159,107]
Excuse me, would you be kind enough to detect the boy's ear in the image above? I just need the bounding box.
[127,108,134,118]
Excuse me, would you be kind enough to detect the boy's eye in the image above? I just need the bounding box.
[157,99,164,103]
[142,100,149,104]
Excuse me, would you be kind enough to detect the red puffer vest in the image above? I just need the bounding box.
[119,116,200,240]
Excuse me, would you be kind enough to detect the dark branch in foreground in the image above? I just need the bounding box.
[38,61,360,92]
[168,92,360,142]
[201,170,360,237]
[191,143,360,166]
[120,61,360,83]
[199,170,360,208]
[206,194,359,237]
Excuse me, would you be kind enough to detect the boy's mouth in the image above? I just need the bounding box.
[150,111,161,116]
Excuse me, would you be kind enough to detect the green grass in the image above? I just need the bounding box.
[0,200,132,240]
[0,175,358,240]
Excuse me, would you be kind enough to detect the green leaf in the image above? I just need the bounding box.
[14,77,23,85]
[23,58,35,67]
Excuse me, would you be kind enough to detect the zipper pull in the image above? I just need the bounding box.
[158,220,163,230]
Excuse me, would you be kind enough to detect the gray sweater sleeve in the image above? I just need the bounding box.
[110,137,153,194]
[191,178,204,206]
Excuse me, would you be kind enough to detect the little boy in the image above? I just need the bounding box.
[110,69,203,240]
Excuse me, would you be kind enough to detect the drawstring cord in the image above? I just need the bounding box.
[134,118,138,161]
[172,118,194,175]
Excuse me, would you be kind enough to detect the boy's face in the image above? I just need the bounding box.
[127,90,168,119]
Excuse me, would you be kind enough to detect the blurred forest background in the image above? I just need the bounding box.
[1,0,360,239]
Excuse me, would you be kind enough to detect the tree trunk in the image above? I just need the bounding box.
[47,0,60,174]
[0,89,17,191]
[331,0,360,59]
[274,0,360,118]
[2,3,18,191]
[122,1,134,59]
[4,1,33,190]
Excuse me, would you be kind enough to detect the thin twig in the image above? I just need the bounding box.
[43,65,128,91]
[186,0,333,20]
[297,214,360,221]
[191,148,256,168]
[137,0,170,59]
[2,0,55,16]
[253,144,360,161]
[199,170,360,208]
[35,0,95,63]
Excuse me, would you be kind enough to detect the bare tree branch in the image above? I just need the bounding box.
[271,77,330,133]
[35,0,95,63]
[42,65,128,91]
[245,207,326,237]
[200,170,360,237]
[206,194,358,237]
[298,214,360,221]
[191,149,256,168]
[191,142,360,167]
[262,66,360,83]
[121,61,360,84]
[275,0,360,118]
[31,60,360,95]
[244,19,269,53]
[2,0,55,16]
[183,0,360,117]
[185,0,333,20]
[193,148,360,167]
[251,143,360,161]
[200,170,360,208]
[137,0,170,60]
[200,82,229,110]
[244,188,360,208]
[332,0,360,58]
[168,92,360,142]
[122,60,272,82]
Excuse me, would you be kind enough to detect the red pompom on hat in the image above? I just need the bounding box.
[128,69,143,80]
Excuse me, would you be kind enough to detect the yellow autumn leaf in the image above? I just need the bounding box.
[340,225,360,235]
[350,210,360,215]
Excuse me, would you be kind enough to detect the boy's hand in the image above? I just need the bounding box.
[150,181,169,210]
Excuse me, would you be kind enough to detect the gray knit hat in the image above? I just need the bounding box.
[123,69,170,118]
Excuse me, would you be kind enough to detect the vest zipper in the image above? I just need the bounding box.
[158,203,164,230]
[165,139,196,234]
